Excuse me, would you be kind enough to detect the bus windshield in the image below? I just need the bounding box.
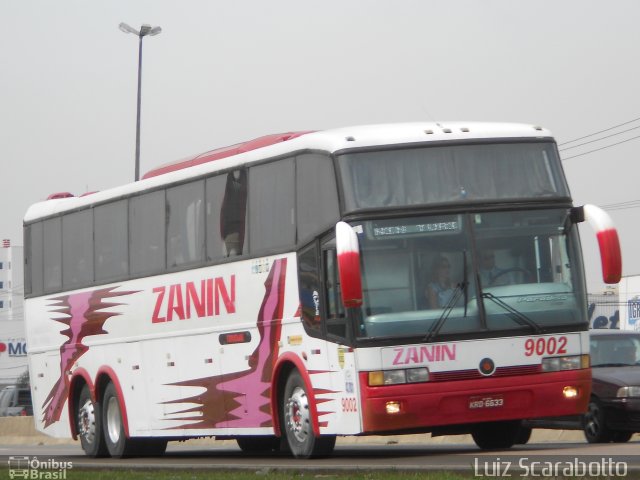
[355,209,587,341]
[338,141,568,211]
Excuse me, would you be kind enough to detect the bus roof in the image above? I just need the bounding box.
[24,122,553,223]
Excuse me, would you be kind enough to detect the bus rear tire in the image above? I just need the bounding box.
[282,370,336,458]
[76,384,108,457]
[471,420,520,450]
[102,382,137,458]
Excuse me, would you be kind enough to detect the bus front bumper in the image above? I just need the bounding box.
[359,369,591,433]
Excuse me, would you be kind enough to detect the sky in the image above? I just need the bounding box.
[1,0,639,292]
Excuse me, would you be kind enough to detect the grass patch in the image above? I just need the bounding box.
[0,469,475,480]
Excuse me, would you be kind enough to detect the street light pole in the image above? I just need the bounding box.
[119,22,162,181]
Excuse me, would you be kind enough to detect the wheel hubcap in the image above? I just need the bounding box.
[106,396,121,444]
[285,386,310,443]
[585,402,600,437]
[78,399,96,443]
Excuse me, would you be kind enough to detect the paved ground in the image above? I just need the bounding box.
[4,415,631,446]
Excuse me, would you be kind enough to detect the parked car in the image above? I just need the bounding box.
[0,385,33,417]
[524,329,640,443]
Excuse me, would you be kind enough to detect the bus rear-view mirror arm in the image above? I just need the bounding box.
[571,204,622,284]
[336,221,363,308]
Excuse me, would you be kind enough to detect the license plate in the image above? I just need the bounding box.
[469,395,504,409]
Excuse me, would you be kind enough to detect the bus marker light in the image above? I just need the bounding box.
[386,401,401,414]
[368,371,384,386]
[563,386,578,399]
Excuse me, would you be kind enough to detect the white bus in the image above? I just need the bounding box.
[23,123,621,458]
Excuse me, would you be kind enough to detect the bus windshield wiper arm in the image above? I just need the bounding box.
[481,292,543,334]
[423,281,467,342]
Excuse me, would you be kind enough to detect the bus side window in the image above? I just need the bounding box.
[62,209,94,289]
[297,242,322,337]
[323,246,347,340]
[167,180,205,268]
[43,217,62,293]
[206,170,247,260]
[94,200,128,283]
[130,190,166,276]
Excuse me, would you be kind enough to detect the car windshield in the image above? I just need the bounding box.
[353,209,587,341]
[590,333,640,367]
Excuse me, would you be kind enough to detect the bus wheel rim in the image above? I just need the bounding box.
[106,396,121,444]
[285,386,310,444]
[78,400,96,443]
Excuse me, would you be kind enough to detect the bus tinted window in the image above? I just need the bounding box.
[298,243,322,336]
[95,200,128,282]
[296,154,340,242]
[339,142,567,210]
[63,209,93,289]
[249,159,295,252]
[207,170,248,260]
[130,190,165,276]
[43,217,62,293]
[167,181,205,268]
[26,222,44,295]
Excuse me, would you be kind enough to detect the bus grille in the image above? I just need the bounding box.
[430,364,540,382]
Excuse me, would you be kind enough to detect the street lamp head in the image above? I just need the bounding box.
[119,22,139,35]
[119,22,162,37]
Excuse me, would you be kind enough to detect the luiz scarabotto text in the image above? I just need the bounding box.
[473,457,628,477]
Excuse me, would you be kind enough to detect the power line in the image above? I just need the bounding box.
[560,134,640,161]
[558,125,640,151]
[558,117,640,146]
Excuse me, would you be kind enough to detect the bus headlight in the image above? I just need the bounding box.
[368,368,430,386]
[616,386,640,398]
[541,354,588,372]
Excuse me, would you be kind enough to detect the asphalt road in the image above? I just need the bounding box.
[1,440,639,474]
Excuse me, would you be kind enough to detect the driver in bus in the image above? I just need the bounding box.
[478,250,514,286]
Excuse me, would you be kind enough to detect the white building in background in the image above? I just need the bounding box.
[0,240,27,386]
[619,275,640,331]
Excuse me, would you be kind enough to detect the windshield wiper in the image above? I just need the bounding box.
[423,281,467,342]
[481,292,544,334]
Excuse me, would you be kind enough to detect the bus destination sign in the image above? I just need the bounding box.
[372,218,460,238]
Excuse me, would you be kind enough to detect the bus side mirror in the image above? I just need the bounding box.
[335,221,363,308]
[573,205,622,284]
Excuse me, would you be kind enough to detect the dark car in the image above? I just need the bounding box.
[0,386,33,417]
[583,329,640,442]
[524,329,640,443]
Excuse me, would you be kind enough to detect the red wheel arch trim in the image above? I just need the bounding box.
[95,366,130,438]
[67,368,94,440]
[271,353,320,437]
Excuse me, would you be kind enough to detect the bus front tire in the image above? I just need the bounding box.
[471,420,520,450]
[76,384,108,457]
[282,370,336,458]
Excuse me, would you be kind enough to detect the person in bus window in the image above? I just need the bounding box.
[425,255,455,308]
[478,250,513,286]
[220,170,247,256]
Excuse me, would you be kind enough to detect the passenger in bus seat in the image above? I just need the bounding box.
[425,255,455,308]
